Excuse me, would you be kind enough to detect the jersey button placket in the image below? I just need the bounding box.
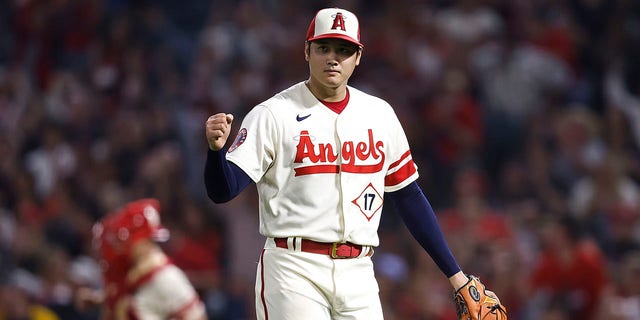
[335,115,349,243]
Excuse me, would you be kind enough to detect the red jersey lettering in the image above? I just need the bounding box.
[294,129,384,176]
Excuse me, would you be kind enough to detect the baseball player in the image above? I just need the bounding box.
[77,198,207,320]
[204,7,504,320]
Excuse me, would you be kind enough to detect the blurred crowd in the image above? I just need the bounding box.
[0,0,639,319]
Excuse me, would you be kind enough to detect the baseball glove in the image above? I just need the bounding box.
[453,275,507,320]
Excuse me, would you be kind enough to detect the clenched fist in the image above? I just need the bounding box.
[205,113,234,151]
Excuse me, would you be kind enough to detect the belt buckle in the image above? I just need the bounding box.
[330,242,351,259]
[330,242,346,259]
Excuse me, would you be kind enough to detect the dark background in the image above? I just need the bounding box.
[0,0,639,319]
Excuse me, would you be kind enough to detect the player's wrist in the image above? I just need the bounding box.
[208,143,225,152]
[449,271,469,291]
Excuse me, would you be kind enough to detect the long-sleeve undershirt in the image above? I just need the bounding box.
[204,148,251,203]
[384,182,461,277]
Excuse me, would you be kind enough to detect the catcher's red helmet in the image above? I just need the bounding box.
[93,198,170,263]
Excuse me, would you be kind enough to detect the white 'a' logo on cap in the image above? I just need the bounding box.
[331,13,346,32]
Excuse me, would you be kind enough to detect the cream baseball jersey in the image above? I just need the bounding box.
[226,81,418,246]
[105,263,206,319]
[130,265,205,320]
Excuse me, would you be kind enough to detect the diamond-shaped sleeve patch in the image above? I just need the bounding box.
[351,183,383,221]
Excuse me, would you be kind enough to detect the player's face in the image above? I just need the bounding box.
[305,39,362,92]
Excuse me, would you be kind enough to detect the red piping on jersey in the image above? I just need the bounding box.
[260,249,269,320]
[385,151,417,186]
[385,159,416,186]
[389,151,412,170]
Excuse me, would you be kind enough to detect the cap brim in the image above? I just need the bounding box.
[307,34,363,47]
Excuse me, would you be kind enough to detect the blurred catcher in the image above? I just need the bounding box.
[76,198,207,320]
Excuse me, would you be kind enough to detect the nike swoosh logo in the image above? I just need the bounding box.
[296,114,311,121]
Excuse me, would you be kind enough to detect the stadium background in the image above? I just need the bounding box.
[0,0,639,319]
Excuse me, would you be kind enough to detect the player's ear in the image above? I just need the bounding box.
[304,42,311,61]
[355,47,363,66]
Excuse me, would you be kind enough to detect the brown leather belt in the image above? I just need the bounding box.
[274,238,372,259]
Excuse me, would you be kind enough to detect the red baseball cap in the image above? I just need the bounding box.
[306,8,363,47]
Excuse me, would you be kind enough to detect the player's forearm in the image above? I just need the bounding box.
[204,148,251,203]
[386,182,461,277]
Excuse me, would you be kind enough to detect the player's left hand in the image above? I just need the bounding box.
[206,113,234,151]
[453,275,507,320]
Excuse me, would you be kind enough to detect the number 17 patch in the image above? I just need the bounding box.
[352,183,383,221]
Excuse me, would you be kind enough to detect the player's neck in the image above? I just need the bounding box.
[127,244,168,282]
[305,79,347,102]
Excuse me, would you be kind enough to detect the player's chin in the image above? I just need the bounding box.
[321,76,345,87]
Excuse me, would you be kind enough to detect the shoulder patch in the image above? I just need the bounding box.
[228,128,247,153]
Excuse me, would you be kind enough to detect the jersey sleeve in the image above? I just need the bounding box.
[225,104,278,182]
[384,110,419,192]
